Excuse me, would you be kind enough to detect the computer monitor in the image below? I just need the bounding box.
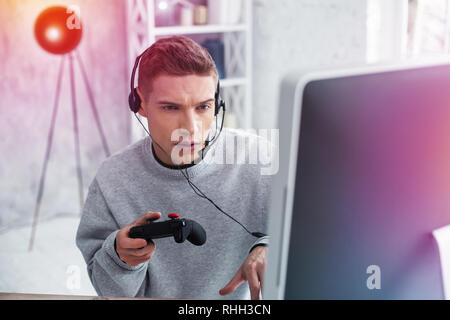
[264,59,450,299]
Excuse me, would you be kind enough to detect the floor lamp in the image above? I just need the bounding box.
[28,6,110,251]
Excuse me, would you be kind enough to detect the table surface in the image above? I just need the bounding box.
[0,292,165,300]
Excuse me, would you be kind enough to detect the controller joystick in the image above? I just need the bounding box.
[129,213,207,246]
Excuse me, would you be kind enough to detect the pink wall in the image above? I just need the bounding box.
[0,0,131,228]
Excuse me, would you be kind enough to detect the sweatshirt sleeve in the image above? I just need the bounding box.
[248,235,270,253]
[75,178,149,297]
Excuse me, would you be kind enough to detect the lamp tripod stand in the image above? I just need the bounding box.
[28,51,110,251]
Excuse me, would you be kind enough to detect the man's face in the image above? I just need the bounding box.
[137,73,217,166]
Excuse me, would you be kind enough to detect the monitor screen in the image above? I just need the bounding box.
[264,61,450,299]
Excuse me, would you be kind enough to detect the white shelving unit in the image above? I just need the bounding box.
[126,0,252,142]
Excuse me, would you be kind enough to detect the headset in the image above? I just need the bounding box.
[128,48,266,240]
[128,49,225,117]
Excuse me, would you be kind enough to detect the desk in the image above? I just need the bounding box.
[0,292,161,300]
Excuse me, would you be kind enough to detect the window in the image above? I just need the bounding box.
[366,0,450,63]
[407,0,450,56]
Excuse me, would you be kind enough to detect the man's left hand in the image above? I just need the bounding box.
[219,246,267,300]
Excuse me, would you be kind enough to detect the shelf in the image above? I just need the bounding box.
[220,77,247,87]
[153,24,247,36]
[127,0,253,136]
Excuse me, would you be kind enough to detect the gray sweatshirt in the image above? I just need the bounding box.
[76,128,273,299]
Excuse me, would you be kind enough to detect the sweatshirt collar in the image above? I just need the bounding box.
[142,135,218,179]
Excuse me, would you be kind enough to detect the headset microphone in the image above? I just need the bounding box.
[129,50,267,240]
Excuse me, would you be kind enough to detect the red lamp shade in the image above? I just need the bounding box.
[34,6,82,55]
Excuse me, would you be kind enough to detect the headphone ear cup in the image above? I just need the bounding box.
[215,99,225,116]
[129,88,141,113]
[214,80,222,116]
[214,98,220,116]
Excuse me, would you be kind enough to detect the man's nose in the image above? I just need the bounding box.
[181,109,200,137]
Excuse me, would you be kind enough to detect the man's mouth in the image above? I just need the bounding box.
[174,141,202,150]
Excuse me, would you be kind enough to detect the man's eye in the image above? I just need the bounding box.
[198,105,211,111]
[163,106,178,111]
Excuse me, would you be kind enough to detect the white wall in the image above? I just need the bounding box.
[0,0,130,230]
[251,0,368,129]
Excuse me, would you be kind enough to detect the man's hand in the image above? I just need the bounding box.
[115,211,161,267]
[219,246,267,300]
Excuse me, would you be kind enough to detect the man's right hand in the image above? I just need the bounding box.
[115,211,161,266]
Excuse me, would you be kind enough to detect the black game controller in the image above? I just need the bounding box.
[129,213,207,246]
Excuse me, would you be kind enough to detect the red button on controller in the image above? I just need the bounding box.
[168,213,179,219]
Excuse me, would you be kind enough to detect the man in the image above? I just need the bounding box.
[76,36,273,299]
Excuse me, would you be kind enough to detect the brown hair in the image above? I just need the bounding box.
[138,36,218,100]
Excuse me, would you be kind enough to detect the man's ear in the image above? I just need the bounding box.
[136,87,147,118]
